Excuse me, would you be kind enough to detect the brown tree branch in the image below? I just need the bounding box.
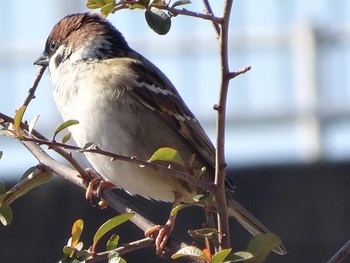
[1,113,215,193]
[2,109,189,260]
[327,240,350,263]
[86,237,155,263]
[228,66,252,79]
[19,138,189,259]
[202,0,220,37]
[24,135,215,193]
[21,65,46,107]
[111,1,223,24]
[0,112,91,181]
[214,0,234,250]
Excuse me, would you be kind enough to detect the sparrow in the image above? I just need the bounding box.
[34,13,286,255]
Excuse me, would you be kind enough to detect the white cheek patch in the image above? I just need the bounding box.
[49,45,71,86]
[49,45,68,69]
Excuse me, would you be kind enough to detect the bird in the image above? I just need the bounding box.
[34,12,286,255]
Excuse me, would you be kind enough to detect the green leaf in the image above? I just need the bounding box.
[86,0,101,9]
[171,0,191,8]
[19,170,53,197]
[188,228,219,241]
[129,4,146,10]
[28,115,40,136]
[71,219,84,247]
[79,142,95,151]
[129,0,149,9]
[59,257,83,263]
[0,130,15,137]
[211,248,232,263]
[108,252,126,263]
[246,233,282,263]
[0,193,9,206]
[95,0,107,5]
[63,246,75,257]
[86,0,115,16]
[170,203,195,216]
[193,192,214,203]
[0,205,13,226]
[171,246,204,259]
[224,251,254,262]
[86,0,113,8]
[145,7,171,35]
[92,213,134,251]
[74,242,84,251]
[0,182,5,194]
[0,169,53,206]
[100,2,116,17]
[75,249,90,260]
[62,132,72,144]
[53,119,79,141]
[148,147,185,167]
[14,105,26,136]
[107,234,120,251]
[19,166,37,182]
[150,0,165,5]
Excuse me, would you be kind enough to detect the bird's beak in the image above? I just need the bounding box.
[34,54,49,66]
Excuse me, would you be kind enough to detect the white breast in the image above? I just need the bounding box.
[50,60,194,202]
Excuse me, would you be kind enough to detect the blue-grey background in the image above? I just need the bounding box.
[0,1,349,262]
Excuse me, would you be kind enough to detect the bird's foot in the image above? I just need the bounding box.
[84,168,116,208]
[145,221,174,255]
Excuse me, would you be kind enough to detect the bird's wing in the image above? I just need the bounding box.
[123,56,216,169]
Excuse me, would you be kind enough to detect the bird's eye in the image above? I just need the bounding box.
[49,40,58,50]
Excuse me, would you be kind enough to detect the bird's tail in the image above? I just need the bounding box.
[227,197,287,255]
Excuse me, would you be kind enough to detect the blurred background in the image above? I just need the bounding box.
[0,0,350,262]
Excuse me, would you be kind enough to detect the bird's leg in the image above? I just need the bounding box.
[145,194,182,254]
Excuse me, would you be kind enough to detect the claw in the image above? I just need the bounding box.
[84,168,116,208]
[145,194,182,254]
[145,223,174,254]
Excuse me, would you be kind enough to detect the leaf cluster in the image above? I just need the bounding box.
[60,214,133,263]
[86,0,191,34]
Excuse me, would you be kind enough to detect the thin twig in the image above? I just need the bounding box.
[21,65,47,107]
[0,112,90,181]
[214,0,234,250]
[20,135,215,193]
[228,66,251,79]
[1,112,215,193]
[202,0,220,37]
[159,4,222,24]
[111,1,223,24]
[327,240,350,263]
[86,237,155,263]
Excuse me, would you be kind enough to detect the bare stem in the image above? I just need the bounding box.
[228,66,251,79]
[202,0,220,37]
[86,237,155,263]
[21,135,215,193]
[21,65,47,107]
[111,1,223,24]
[1,112,215,193]
[214,0,234,250]
[327,240,350,263]
[0,112,90,181]
[156,4,222,24]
